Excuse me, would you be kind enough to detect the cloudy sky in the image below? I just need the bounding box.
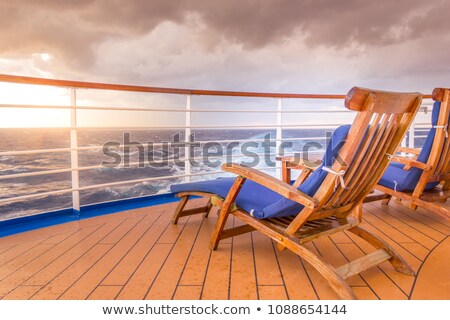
[1,0,449,93]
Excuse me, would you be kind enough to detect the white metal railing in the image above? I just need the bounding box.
[0,74,433,218]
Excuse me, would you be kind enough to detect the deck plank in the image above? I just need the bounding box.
[329,232,353,244]
[0,200,448,300]
[0,224,102,298]
[356,221,426,267]
[2,285,43,300]
[145,215,203,299]
[0,240,46,267]
[178,218,216,286]
[116,244,172,300]
[88,285,122,300]
[415,205,450,228]
[313,236,366,286]
[299,243,340,299]
[366,204,444,244]
[228,221,258,300]
[337,243,408,299]
[252,232,284,286]
[410,235,450,299]
[0,244,54,281]
[274,247,317,300]
[101,210,170,286]
[399,243,429,261]
[0,221,83,250]
[258,285,288,300]
[352,286,379,300]
[201,244,231,300]
[345,227,421,291]
[41,231,76,245]
[59,213,163,299]
[173,286,202,300]
[22,220,123,286]
[99,216,145,244]
[31,244,113,299]
[363,212,435,249]
[384,201,450,235]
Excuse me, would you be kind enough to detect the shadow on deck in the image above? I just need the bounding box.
[0,199,449,300]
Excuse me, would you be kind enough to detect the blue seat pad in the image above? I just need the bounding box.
[378,101,447,192]
[171,125,351,219]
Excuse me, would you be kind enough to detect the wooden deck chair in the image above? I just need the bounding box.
[170,87,422,299]
[365,88,450,219]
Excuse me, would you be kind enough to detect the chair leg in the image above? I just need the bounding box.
[348,226,415,276]
[172,195,190,225]
[232,210,356,299]
[210,176,246,250]
[203,199,213,218]
[381,195,392,205]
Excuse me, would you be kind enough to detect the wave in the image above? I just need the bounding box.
[0,128,319,219]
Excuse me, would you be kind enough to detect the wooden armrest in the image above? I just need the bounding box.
[276,156,321,170]
[397,146,421,156]
[222,163,318,209]
[391,155,430,170]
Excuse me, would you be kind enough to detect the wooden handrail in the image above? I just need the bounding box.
[0,74,432,99]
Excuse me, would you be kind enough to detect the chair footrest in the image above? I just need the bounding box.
[364,193,390,203]
[336,249,391,279]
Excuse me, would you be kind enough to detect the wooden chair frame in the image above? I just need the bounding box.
[365,88,450,219]
[172,87,422,299]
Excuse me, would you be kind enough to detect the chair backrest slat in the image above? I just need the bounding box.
[415,88,450,190]
[342,113,402,205]
[325,113,384,207]
[313,88,422,213]
[431,89,450,177]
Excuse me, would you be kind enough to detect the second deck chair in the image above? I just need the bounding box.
[365,88,450,219]
[170,87,422,299]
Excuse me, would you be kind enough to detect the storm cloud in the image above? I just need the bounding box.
[0,0,449,92]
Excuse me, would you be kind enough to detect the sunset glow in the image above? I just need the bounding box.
[0,1,449,127]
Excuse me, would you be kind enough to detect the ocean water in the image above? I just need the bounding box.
[0,127,425,221]
[0,128,332,221]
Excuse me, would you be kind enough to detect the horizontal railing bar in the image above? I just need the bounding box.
[0,137,330,156]
[0,168,73,180]
[76,168,274,191]
[0,74,348,99]
[78,154,295,171]
[0,166,277,204]
[0,148,72,156]
[78,172,225,191]
[76,124,343,130]
[1,103,433,114]
[0,188,74,204]
[0,74,434,99]
[0,125,340,130]
[187,137,328,144]
[0,104,355,114]
[0,151,291,178]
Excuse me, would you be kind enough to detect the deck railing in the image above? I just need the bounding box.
[0,74,433,217]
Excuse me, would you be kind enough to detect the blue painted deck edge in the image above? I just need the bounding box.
[0,192,181,238]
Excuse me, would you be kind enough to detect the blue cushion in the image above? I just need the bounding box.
[378,101,447,192]
[170,125,350,219]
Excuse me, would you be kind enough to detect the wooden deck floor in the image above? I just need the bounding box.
[0,199,449,300]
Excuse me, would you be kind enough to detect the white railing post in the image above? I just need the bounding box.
[276,98,282,178]
[185,95,192,182]
[408,117,416,148]
[70,88,80,212]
